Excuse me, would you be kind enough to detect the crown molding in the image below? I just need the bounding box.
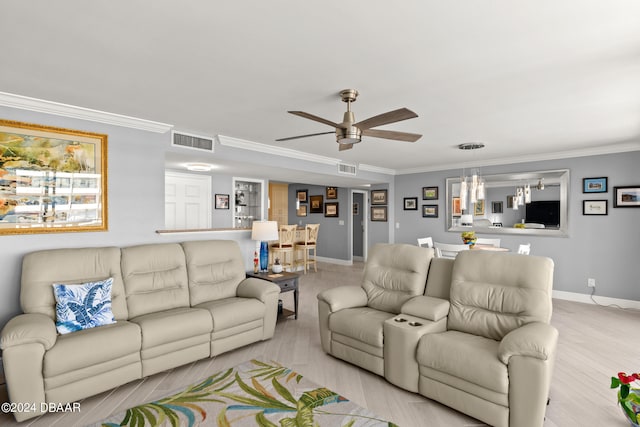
[396,141,640,175]
[358,163,396,175]
[0,92,173,133]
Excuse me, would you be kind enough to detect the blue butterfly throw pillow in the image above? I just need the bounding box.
[52,278,116,335]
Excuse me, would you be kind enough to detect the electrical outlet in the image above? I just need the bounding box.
[587,278,596,288]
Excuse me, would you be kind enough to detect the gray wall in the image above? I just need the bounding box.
[393,151,639,300]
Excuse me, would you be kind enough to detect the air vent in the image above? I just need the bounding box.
[337,162,357,176]
[172,131,214,152]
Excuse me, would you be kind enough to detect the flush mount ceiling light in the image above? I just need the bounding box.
[185,163,213,172]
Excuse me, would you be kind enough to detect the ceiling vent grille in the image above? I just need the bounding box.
[172,131,214,152]
[337,162,357,176]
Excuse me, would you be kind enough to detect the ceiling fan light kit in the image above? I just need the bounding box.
[276,89,422,151]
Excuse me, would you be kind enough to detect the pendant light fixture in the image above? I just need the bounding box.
[458,143,486,211]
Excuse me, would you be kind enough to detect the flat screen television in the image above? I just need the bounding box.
[525,200,560,228]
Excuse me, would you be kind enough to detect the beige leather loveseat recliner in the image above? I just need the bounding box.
[318,244,558,427]
[1,239,280,422]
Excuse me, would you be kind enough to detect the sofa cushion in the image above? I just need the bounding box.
[196,297,264,331]
[330,307,395,348]
[44,321,141,378]
[361,244,433,313]
[21,247,128,321]
[448,251,554,341]
[181,240,246,306]
[130,307,212,351]
[417,330,508,395]
[52,278,116,334]
[121,243,191,318]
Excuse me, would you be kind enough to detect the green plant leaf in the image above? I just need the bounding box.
[299,387,342,409]
[255,411,279,427]
[342,419,356,427]
[612,377,621,388]
[272,377,298,405]
[622,384,630,399]
[217,407,231,427]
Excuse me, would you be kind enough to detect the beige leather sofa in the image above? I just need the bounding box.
[0,240,280,422]
[318,244,558,427]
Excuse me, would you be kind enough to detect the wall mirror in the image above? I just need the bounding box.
[446,169,569,237]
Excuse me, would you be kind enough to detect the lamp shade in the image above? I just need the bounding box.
[251,221,279,241]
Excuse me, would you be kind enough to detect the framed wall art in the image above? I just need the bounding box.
[583,200,608,215]
[215,194,229,209]
[309,195,323,213]
[371,189,387,205]
[452,197,462,217]
[371,206,387,222]
[0,119,108,235]
[422,205,438,218]
[324,202,339,217]
[474,200,485,216]
[422,186,438,200]
[296,189,308,203]
[326,186,338,199]
[404,197,418,210]
[297,204,308,217]
[583,177,607,193]
[614,186,640,208]
[491,201,503,214]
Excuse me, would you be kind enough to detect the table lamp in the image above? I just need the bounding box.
[251,221,279,272]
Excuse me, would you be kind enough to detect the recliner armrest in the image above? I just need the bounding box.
[317,286,367,312]
[498,322,558,364]
[400,296,450,322]
[237,278,281,302]
[0,313,57,350]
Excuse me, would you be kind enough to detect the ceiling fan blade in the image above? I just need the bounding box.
[288,111,343,128]
[338,143,353,151]
[354,108,418,130]
[362,128,422,142]
[275,131,335,142]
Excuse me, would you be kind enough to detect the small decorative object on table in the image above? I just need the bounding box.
[461,231,477,246]
[611,372,640,426]
[253,251,259,273]
[272,258,283,273]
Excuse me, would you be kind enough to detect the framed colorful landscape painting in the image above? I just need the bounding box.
[0,119,108,234]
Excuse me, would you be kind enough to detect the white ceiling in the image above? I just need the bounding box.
[2,1,640,182]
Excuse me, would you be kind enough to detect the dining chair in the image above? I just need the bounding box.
[433,242,469,259]
[517,243,531,255]
[475,238,501,247]
[295,223,320,274]
[270,224,297,271]
[417,237,434,248]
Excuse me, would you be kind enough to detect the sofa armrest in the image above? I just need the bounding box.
[498,322,558,364]
[237,277,281,303]
[1,313,57,351]
[400,296,450,322]
[317,286,367,313]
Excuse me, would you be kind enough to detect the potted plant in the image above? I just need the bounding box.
[611,372,640,426]
[461,231,477,246]
[272,258,283,274]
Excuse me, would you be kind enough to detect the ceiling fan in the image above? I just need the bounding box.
[276,89,422,151]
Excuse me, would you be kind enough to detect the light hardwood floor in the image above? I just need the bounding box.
[0,261,638,426]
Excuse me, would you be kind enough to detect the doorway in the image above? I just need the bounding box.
[165,171,212,229]
[352,190,367,262]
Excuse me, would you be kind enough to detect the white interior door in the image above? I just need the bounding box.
[165,171,211,229]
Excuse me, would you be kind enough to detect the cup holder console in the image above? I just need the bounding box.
[408,321,423,327]
[394,318,407,322]
[393,318,423,327]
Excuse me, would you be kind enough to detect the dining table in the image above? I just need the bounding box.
[470,244,510,252]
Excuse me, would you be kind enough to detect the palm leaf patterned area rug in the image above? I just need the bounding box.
[92,359,398,427]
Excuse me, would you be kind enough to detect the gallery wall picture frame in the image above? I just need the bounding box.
[371,189,387,205]
[404,197,418,210]
[309,195,324,213]
[297,205,308,217]
[296,189,308,203]
[326,186,338,199]
[452,197,462,217]
[215,194,230,209]
[422,186,438,200]
[324,202,339,217]
[371,206,388,222]
[422,204,438,218]
[583,200,608,215]
[474,200,485,216]
[583,177,608,193]
[0,119,108,235]
[614,186,640,208]
[491,201,503,214]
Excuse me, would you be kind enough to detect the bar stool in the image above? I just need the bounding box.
[295,224,319,273]
[270,224,297,271]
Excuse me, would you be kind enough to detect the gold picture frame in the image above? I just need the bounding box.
[0,119,108,235]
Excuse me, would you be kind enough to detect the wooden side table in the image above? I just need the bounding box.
[246,271,299,319]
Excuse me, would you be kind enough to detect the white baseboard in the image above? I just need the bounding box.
[352,256,364,262]
[553,290,640,310]
[316,256,353,266]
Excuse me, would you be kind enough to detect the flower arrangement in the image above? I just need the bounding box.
[461,231,477,246]
[611,372,640,425]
